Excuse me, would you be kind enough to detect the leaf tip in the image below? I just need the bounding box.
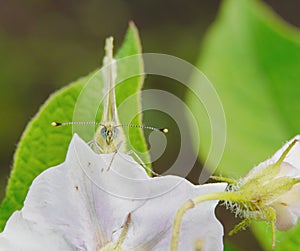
[128,20,137,30]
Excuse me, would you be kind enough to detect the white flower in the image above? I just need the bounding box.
[208,135,300,248]
[0,134,226,251]
[241,135,300,231]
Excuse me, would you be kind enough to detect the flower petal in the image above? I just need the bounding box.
[0,134,149,250]
[273,184,300,230]
[244,135,300,182]
[275,135,300,174]
[0,212,72,251]
[0,134,226,251]
[120,180,226,251]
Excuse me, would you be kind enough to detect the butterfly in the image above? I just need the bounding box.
[52,37,167,156]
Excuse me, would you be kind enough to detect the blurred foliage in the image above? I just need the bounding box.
[188,0,300,250]
[191,0,300,178]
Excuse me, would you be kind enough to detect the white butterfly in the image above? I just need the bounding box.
[52,37,167,157]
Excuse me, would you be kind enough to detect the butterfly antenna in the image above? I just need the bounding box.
[51,121,103,127]
[116,124,168,134]
[51,121,168,134]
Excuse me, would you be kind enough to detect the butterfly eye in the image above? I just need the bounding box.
[100,126,119,139]
[100,127,107,138]
[112,127,119,138]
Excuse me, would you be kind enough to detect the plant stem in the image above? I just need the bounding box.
[170,191,239,251]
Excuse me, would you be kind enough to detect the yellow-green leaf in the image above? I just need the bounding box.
[0,22,148,230]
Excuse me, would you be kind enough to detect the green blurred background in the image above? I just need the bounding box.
[0,1,300,250]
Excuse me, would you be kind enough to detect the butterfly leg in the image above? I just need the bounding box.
[88,139,104,154]
[127,149,160,176]
[106,141,124,171]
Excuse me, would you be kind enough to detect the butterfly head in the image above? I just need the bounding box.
[100,124,119,146]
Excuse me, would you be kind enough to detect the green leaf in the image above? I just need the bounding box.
[0,22,147,231]
[188,0,300,250]
[189,0,300,177]
[224,240,239,251]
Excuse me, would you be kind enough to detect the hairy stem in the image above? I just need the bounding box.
[171,191,240,251]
